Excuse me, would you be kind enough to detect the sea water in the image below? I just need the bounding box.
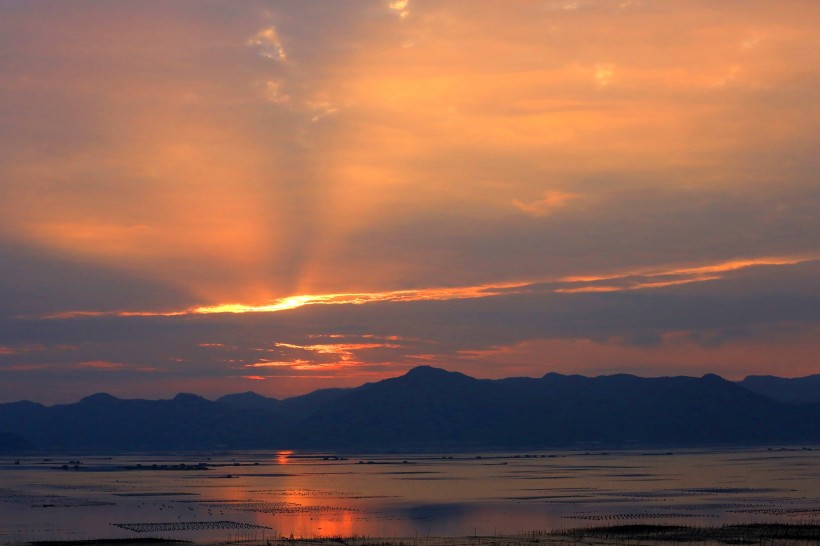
[1,447,819,542]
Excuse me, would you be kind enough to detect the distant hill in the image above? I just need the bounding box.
[214,388,351,419]
[0,366,818,451]
[296,367,820,449]
[0,392,292,450]
[0,431,32,452]
[276,387,351,420]
[738,375,820,404]
[216,391,280,410]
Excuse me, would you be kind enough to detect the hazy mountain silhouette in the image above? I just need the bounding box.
[0,392,290,450]
[0,431,32,452]
[216,391,280,410]
[276,387,352,420]
[296,367,820,449]
[295,367,498,449]
[0,366,818,451]
[738,374,820,404]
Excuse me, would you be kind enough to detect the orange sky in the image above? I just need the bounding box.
[0,1,818,402]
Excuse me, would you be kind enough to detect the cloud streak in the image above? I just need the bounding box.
[40,256,817,319]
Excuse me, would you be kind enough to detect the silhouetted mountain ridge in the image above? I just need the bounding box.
[739,374,820,404]
[79,392,120,405]
[0,432,32,452]
[216,391,279,409]
[0,367,817,451]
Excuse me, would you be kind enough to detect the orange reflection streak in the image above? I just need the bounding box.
[311,510,355,539]
[277,450,293,465]
[41,255,817,319]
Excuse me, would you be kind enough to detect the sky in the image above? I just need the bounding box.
[1,0,819,404]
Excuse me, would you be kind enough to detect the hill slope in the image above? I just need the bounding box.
[1,366,818,451]
[738,375,820,404]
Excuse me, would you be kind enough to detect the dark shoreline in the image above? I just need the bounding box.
[26,540,189,546]
[560,523,820,543]
[21,524,820,546]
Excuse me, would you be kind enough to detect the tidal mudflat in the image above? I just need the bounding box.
[1,448,819,544]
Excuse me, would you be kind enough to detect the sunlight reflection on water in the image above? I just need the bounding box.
[1,448,819,541]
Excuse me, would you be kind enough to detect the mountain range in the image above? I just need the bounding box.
[738,374,820,404]
[0,367,818,452]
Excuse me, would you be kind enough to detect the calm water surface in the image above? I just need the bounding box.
[1,448,819,542]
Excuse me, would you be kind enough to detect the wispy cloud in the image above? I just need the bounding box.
[42,255,817,319]
[388,0,411,18]
[512,191,579,216]
[75,360,127,370]
[249,26,288,62]
[561,257,809,283]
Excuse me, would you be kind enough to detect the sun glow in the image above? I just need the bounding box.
[276,450,294,465]
[41,255,817,320]
[183,255,819,314]
[187,284,524,315]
